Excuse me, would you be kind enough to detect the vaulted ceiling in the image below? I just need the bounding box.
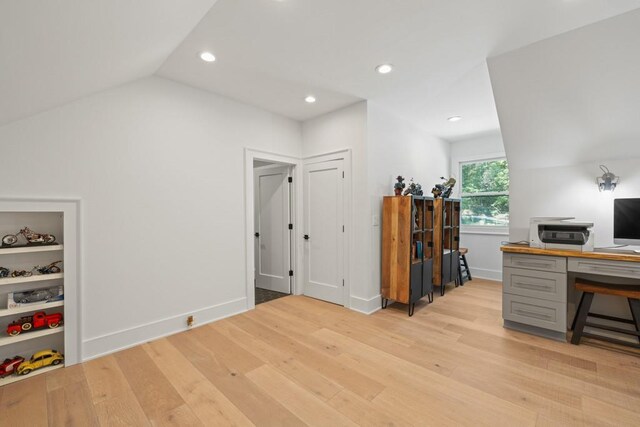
[489,8,640,170]
[2,0,640,141]
[0,0,218,126]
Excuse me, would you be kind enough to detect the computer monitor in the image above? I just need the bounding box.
[613,198,640,245]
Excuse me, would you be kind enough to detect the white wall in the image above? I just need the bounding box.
[450,131,506,281]
[488,9,640,173]
[301,102,371,312]
[509,157,640,245]
[488,9,640,243]
[0,76,302,360]
[368,103,450,302]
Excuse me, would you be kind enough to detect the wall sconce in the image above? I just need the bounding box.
[597,165,619,192]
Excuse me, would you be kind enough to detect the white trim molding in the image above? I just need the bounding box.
[83,297,247,361]
[350,294,382,315]
[468,268,503,282]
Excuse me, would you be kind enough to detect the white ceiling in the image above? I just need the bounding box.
[0,0,217,126]
[158,0,640,141]
[489,8,640,170]
[2,0,640,141]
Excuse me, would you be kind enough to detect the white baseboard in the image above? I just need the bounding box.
[468,267,502,282]
[82,297,247,361]
[350,294,381,315]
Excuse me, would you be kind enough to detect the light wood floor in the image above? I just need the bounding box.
[2,279,640,426]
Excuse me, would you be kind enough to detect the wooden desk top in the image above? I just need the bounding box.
[501,244,640,263]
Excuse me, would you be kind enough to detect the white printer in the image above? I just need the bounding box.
[529,217,594,251]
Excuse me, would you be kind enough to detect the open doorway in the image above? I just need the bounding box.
[253,160,293,305]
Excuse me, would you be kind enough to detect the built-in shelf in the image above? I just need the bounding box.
[0,300,64,317]
[0,326,64,348]
[0,244,63,255]
[0,364,64,387]
[0,272,64,287]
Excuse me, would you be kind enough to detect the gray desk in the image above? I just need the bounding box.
[501,245,640,341]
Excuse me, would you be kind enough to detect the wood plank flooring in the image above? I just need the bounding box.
[1,279,640,426]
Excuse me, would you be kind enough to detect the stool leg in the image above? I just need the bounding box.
[571,292,594,345]
[462,254,472,281]
[571,292,586,331]
[629,298,640,344]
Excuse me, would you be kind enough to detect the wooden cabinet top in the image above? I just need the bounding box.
[501,244,640,263]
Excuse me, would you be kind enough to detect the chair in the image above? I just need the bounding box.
[457,247,472,286]
[571,278,640,348]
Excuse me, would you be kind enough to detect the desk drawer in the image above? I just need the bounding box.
[503,294,566,332]
[503,267,566,302]
[568,258,640,279]
[503,253,566,273]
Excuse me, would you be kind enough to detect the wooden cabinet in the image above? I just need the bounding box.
[382,196,461,315]
[381,196,435,315]
[433,198,461,296]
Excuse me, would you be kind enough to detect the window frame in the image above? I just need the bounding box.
[458,155,509,235]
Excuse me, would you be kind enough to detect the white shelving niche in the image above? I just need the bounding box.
[0,210,68,387]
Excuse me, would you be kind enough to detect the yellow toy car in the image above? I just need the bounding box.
[17,349,64,375]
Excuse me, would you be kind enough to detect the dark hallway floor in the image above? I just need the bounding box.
[255,287,289,305]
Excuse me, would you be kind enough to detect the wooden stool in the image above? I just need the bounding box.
[571,279,640,348]
[457,247,472,286]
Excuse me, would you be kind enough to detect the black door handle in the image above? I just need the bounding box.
[304,234,310,240]
[255,232,260,238]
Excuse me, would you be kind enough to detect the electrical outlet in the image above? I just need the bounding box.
[187,315,194,327]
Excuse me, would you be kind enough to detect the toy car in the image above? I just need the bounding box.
[16,289,57,304]
[0,356,25,378]
[17,350,63,375]
[7,311,63,336]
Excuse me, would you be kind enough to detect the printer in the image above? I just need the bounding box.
[529,217,594,251]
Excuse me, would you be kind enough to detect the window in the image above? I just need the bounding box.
[459,158,509,228]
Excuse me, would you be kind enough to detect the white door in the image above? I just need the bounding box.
[303,159,344,305]
[254,165,291,294]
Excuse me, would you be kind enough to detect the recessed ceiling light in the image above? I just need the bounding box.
[447,116,463,122]
[199,51,216,63]
[376,64,394,74]
[305,95,317,104]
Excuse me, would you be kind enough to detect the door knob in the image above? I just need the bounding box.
[255,232,260,238]
[304,234,310,240]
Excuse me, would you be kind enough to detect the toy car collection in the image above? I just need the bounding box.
[0,261,63,281]
[33,260,62,275]
[6,311,63,336]
[0,356,25,378]
[0,227,64,384]
[2,227,56,247]
[16,350,64,376]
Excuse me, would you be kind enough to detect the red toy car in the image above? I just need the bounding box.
[0,356,25,378]
[6,311,63,336]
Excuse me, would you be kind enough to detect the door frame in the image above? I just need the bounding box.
[253,163,292,294]
[245,149,302,310]
[303,149,352,308]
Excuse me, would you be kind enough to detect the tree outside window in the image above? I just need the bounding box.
[460,158,509,227]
